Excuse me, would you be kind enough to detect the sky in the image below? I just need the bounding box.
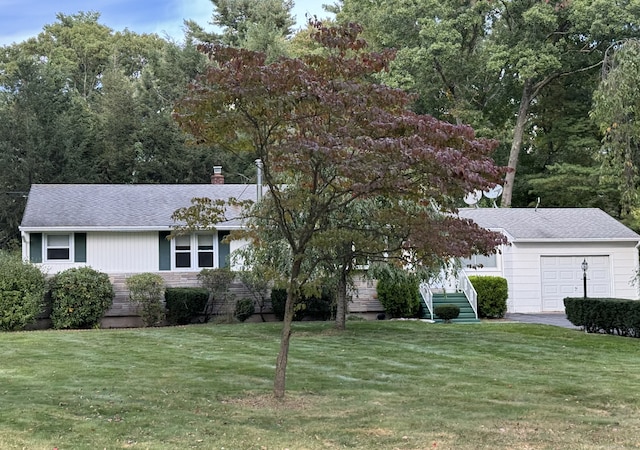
[0,0,335,47]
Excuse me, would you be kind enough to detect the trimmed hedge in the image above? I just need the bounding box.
[434,304,460,323]
[270,288,335,321]
[165,287,209,325]
[564,297,640,337]
[468,275,508,319]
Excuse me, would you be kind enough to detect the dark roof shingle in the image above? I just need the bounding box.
[20,184,259,230]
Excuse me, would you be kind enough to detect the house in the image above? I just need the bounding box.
[19,181,259,326]
[24,181,632,322]
[458,208,640,313]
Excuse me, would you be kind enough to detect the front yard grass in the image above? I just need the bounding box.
[0,320,639,449]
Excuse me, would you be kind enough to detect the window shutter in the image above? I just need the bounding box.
[74,233,87,262]
[218,231,230,268]
[159,231,171,270]
[29,233,42,263]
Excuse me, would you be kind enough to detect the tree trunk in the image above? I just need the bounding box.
[273,257,302,399]
[501,81,534,208]
[334,266,348,331]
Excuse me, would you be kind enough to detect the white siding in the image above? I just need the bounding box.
[463,241,639,313]
[510,242,638,313]
[87,232,159,273]
[228,238,252,271]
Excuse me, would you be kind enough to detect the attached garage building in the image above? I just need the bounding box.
[459,208,640,313]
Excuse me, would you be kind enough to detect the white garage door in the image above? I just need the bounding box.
[540,256,611,311]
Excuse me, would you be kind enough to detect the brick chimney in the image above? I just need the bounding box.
[211,166,224,184]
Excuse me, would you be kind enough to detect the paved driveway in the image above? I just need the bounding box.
[505,313,580,329]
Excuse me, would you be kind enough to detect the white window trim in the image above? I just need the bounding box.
[44,233,74,262]
[171,233,218,270]
[461,253,499,270]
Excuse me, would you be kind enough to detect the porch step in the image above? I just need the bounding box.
[423,292,480,323]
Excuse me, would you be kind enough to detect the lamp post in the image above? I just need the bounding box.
[581,259,588,299]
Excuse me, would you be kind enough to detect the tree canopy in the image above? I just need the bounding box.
[174,21,507,398]
[0,12,238,247]
[337,0,640,209]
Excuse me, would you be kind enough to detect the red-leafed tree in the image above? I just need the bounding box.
[174,21,506,399]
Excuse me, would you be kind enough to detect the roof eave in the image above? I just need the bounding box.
[20,225,244,232]
[513,238,640,243]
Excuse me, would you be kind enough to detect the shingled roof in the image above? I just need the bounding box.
[458,208,640,242]
[20,184,259,231]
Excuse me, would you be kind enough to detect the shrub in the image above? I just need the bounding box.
[468,275,508,318]
[371,265,421,318]
[126,273,165,327]
[237,270,270,322]
[165,287,209,325]
[198,268,236,320]
[0,252,47,331]
[565,297,640,337]
[50,267,114,329]
[270,288,334,321]
[234,298,255,322]
[271,288,303,321]
[435,304,460,323]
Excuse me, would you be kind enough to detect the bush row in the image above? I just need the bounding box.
[0,258,114,331]
[564,297,640,337]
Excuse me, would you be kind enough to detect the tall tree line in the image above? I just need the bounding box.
[336,0,640,218]
[2,1,640,248]
[0,12,255,248]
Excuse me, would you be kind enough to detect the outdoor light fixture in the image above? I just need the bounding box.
[581,259,588,299]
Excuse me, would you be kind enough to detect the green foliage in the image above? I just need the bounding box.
[270,288,335,321]
[198,268,236,320]
[591,39,640,219]
[371,265,421,319]
[564,297,640,337]
[270,288,291,321]
[0,14,222,250]
[234,298,255,322]
[521,163,619,214]
[434,304,460,323]
[0,252,46,331]
[126,273,166,327]
[237,269,271,321]
[165,287,209,325]
[469,275,508,319]
[49,267,114,329]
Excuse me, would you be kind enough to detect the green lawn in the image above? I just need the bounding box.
[1,320,639,449]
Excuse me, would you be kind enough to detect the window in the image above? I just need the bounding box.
[197,235,214,268]
[461,253,497,269]
[171,233,216,269]
[46,234,70,260]
[174,235,191,268]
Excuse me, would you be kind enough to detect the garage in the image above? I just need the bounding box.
[459,208,639,313]
[540,256,611,311]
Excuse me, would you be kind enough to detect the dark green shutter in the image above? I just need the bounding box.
[218,231,230,268]
[74,233,87,262]
[29,233,42,263]
[159,231,171,270]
